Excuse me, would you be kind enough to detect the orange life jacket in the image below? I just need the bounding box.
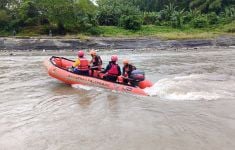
[77,58,89,71]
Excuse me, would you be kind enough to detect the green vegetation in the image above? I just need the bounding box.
[0,0,234,39]
[98,22,235,39]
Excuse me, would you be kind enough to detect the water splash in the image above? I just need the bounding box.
[71,84,104,92]
[145,74,235,101]
[71,84,93,90]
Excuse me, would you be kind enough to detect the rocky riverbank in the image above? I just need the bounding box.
[0,36,235,51]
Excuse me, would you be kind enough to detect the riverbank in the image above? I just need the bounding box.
[0,36,235,51]
[1,22,235,40]
[97,23,235,40]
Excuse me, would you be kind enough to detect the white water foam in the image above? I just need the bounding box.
[144,74,235,101]
[71,84,103,92]
[71,84,93,91]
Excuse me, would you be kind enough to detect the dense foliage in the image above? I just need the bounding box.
[0,0,234,35]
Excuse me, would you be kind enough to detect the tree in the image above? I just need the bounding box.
[0,9,10,29]
[36,0,97,33]
[0,0,8,9]
[18,0,40,26]
[119,15,142,30]
[190,0,235,13]
[97,0,140,26]
[159,3,178,21]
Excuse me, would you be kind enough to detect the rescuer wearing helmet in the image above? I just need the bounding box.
[71,50,89,76]
[122,59,136,84]
[101,55,121,82]
[89,49,103,76]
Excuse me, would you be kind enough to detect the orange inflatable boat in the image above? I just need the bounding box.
[44,56,153,96]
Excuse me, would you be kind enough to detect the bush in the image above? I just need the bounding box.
[170,10,184,28]
[207,12,219,25]
[97,10,120,26]
[87,27,104,35]
[97,0,141,26]
[40,24,64,35]
[192,16,208,28]
[24,17,39,26]
[182,15,192,24]
[170,15,178,28]
[77,16,95,31]
[119,15,142,30]
[40,17,50,25]
[40,25,55,34]
[8,19,24,31]
[219,7,235,25]
[142,12,158,25]
[227,27,235,33]
[0,9,10,29]
[154,19,162,26]
[183,10,201,24]
[218,13,229,24]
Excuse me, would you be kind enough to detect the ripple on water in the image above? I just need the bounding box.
[0,48,235,150]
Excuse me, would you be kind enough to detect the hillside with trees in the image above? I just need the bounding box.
[0,0,234,39]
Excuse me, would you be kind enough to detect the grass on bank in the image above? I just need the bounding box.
[98,21,235,40]
[1,21,234,40]
[97,25,217,40]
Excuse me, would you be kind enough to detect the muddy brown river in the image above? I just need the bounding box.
[0,47,235,150]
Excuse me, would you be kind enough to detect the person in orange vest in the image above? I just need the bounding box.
[72,50,89,76]
[101,55,121,82]
[122,59,136,84]
[89,49,103,76]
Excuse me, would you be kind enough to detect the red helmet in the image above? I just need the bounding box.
[111,55,118,62]
[77,50,84,58]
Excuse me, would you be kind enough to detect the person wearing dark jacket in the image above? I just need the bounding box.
[102,55,121,82]
[122,59,136,84]
[89,49,103,76]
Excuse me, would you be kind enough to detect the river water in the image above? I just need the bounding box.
[0,47,235,150]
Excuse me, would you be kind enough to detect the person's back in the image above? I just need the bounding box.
[77,57,89,70]
[102,55,121,82]
[72,50,89,76]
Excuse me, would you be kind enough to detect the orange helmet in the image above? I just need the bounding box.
[89,49,96,56]
[123,59,129,65]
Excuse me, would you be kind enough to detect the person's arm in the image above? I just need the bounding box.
[89,59,93,65]
[128,65,136,76]
[102,63,110,73]
[73,59,80,67]
[132,65,136,70]
[118,65,121,76]
[122,67,125,76]
[97,56,102,65]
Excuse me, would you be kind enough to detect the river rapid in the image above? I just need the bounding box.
[0,47,235,150]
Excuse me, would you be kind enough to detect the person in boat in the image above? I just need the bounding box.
[89,49,103,76]
[71,50,89,76]
[101,55,121,82]
[122,59,136,84]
